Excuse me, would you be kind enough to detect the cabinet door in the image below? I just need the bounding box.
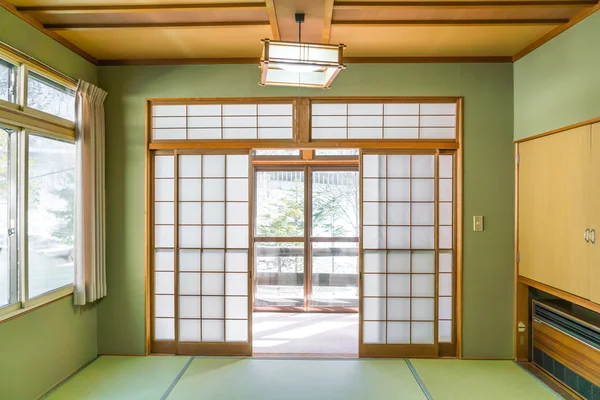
[518,125,591,298]
[591,123,600,304]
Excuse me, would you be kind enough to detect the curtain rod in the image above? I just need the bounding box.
[0,40,78,86]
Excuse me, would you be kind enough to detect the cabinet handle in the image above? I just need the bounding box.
[584,227,590,243]
[591,228,596,245]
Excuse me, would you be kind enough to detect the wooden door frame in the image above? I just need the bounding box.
[144,96,463,358]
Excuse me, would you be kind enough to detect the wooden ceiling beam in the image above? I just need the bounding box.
[45,21,271,31]
[16,3,266,14]
[264,0,281,40]
[334,1,597,9]
[323,0,335,43]
[332,19,569,25]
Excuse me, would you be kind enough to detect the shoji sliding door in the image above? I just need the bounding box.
[359,151,455,358]
[152,151,251,356]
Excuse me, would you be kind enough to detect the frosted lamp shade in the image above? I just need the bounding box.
[260,40,345,89]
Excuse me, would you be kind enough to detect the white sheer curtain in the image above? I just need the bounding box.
[74,81,108,305]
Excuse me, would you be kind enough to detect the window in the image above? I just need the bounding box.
[0,47,77,318]
[0,126,17,309]
[27,135,75,298]
[0,59,18,104]
[27,71,75,121]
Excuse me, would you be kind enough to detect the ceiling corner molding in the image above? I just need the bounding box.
[343,56,513,63]
[0,0,98,65]
[513,3,600,61]
[97,56,513,66]
[97,58,261,66]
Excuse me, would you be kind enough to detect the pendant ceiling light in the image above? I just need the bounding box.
[259,13,345,89]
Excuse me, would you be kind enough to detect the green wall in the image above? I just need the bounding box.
[0,7,98,400]
[514,11,600,140]
[98,63,515,358]
[0,299,97,400]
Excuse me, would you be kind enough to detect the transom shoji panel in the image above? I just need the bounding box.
[312,103,456,140]
[361,153,447,346]
[153,153,250,345]
[152,104,294,141]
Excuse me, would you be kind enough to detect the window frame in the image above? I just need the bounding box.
[0,46,77,322]
[0,58,19,108]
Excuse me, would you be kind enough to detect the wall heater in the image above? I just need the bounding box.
[532,301,600,399]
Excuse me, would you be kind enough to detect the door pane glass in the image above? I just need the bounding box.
[28,134,75,299]
[256,171,304,237]
[312,171,358,237]
[310,242,358,307]
[255,242,304,307]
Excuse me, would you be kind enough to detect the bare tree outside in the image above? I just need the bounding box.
[27,71,75,121]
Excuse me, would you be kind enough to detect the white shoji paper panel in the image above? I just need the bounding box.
[153,153,250,345]
[312,102,456,139]
[152,103,293,140]
[362,153,446,346]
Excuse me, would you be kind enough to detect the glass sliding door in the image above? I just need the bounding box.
[310,169,359,310]
[254,169,305,310]
[253,167,359,312]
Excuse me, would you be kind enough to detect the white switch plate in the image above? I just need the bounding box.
[473,216,484,232]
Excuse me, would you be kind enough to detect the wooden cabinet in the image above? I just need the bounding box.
[518,125,592,299]
[590,123,600,304]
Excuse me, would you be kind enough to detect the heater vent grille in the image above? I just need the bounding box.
[534,347,600,400]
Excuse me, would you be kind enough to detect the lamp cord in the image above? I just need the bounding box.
[298,20,302,43]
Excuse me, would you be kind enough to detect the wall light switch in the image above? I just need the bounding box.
[473,216,484,232]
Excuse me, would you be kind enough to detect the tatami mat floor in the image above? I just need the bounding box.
[44,356,560,400]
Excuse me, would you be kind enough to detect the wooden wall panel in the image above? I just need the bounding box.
[518,125,591,299]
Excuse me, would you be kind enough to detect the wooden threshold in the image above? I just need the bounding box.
[518,275,600,314]
[253,353,358,358]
